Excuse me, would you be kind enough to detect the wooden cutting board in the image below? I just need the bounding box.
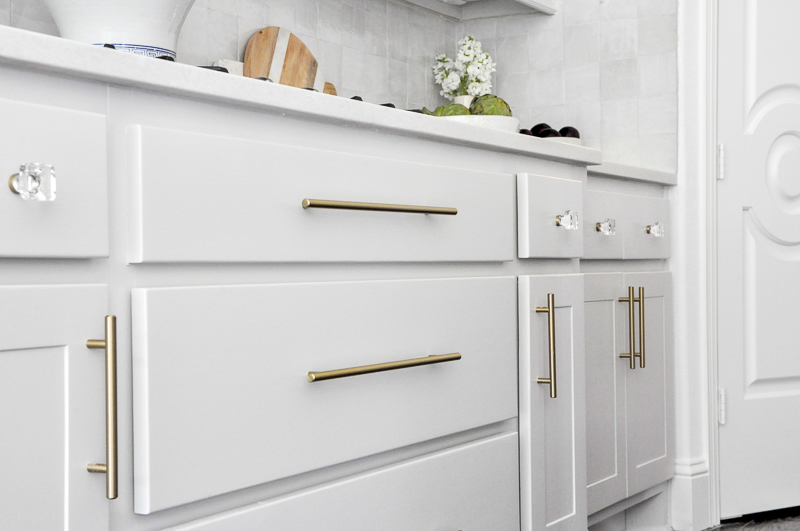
[244,27,337,95]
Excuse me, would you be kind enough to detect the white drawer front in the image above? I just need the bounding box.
[623,196,670,259]
[132,277,518,513]
[517,173,583,258]
[166,433,520,531]
[0,98,108,257]
[583,190,625,260]
[128,125,515,263]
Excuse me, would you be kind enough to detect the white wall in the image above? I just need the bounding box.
[475,0,678,172]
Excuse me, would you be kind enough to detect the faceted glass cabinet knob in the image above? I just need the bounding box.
[9,163,56,202]
[596,218,616,236]
[647,222,665,237]
[556,210,579,230]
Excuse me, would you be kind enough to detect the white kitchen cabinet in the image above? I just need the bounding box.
[517,173,584,259]
[0,285,109,531]
[519,274,587,531]
[132,277,518,514]
[162,433,520,531]
[583,272,675,514]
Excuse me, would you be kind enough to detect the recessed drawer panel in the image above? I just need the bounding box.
[132,277,518,513]
[128,125,515,263]
[165,433,520,531]
[517,173,583,258]
[624,196,670,259]
[0,98,107,257]
[584,190,625,259]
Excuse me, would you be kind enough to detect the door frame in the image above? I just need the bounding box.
[674,0,721,527]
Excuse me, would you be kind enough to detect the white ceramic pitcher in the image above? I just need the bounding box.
[42,0,196,59]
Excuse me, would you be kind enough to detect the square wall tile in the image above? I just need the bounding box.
[564,23,600,66]
[638,14,677,55]
[601,18,637,61]
[638,0,676,16]
[564,63,600,102]
[602,98,638,136]
[530,67,564,107]
[638,51,676,97]
[601,0,637,21]
[497,34,529,74]
[638,93,677,135]
[528,26,563,71]
[600,58,638,100]
[563,0,600,26]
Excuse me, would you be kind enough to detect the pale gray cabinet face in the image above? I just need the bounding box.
[0,285,108,531]
[519,274,587,531]
[584,274,628,514]
[0,98,108,258]
[517,174,584,259]
[132,277,518,514]
[583,191,625,260]
[128,125,515,263]
[153,434,521,531]
[624,272,675,496]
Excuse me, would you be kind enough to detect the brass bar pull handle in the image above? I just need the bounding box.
[302,198,457,216]
[638,287,646,369]
[308,353,461,382]
[619,286,637,370]
[86,315,118,500]
[536,293,557,399]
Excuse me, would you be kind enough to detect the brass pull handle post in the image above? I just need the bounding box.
[302,198,457,216]
[619,287,637,369]
[638,287,645,368]
[87,315,118,500]
[536,293,557,399]
[308,353,461,382]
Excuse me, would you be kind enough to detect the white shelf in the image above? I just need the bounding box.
[404,0,556,20]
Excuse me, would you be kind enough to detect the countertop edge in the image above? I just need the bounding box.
[588,162,677,186]
[0,25,603,167]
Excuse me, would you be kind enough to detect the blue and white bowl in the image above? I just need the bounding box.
[42,0,196,60]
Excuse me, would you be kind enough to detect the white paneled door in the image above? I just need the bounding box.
[718,0,800,517]
[0,285,109,530]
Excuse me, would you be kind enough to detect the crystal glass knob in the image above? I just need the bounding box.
[647,222,665,237]
[556,210,579,230]
[9,163,56,202]
[596,219,616,236]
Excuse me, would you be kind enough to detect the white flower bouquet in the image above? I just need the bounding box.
[433,36,497,100]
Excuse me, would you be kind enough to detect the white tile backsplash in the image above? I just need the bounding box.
[0,0,676,171]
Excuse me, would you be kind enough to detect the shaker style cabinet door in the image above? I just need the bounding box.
[519,274,587,531]
[0,285,110,531]
[584,274,628,514]
[622,272,675,496]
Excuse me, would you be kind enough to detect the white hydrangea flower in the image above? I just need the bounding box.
[432,35,496,100]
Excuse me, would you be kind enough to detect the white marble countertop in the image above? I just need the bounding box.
[588,162,677,186]
[0,25,603,167]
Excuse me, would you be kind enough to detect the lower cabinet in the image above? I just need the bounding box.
[0,285,110,531]
[164,433,520,531]
[584,272,675,514]
[518,274,587,531]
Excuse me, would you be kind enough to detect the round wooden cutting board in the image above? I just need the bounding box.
[244,27,337,95]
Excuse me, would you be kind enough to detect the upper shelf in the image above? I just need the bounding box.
[405,0,556,20]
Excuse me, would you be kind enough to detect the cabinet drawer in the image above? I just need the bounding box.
[128,125,515,263]
[583,191,670,260]
[132,277,518,513]
[583,190,625,259]
[624,196,670,259]
[517,173,583,258]
[0,98,108,257]
[166,433,520,531]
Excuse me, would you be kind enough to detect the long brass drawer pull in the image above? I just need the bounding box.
[308,352,461,382]
[302,198,458,216]
[619,287,645,369]
[536,293,557,399]
[86,315,118,500]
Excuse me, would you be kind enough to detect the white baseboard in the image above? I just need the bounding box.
[671,472,713,531]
